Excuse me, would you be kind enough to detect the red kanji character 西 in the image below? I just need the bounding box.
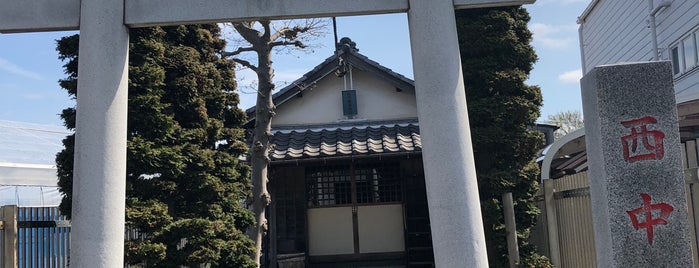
[620,116,665,163]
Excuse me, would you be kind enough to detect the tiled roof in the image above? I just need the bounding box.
[269,122,421,160]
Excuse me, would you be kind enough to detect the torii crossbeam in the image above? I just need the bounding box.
[0,0,533,267]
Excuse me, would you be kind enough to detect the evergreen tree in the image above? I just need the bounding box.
[55,25,256,267]
[456,7,552,267]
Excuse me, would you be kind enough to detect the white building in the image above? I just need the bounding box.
[533,2,699,266]
[249,38,556,267]
[578,0,699,138]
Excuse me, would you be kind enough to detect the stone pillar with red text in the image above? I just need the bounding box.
[582,61,693,267]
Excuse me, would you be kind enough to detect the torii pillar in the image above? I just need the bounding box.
[0,0,534,266]
[408,1,487,266]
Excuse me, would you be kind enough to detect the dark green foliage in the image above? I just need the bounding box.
[456,7,551,267]
[55,25,255,267]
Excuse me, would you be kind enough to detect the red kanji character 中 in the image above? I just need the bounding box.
[626,193,674,245]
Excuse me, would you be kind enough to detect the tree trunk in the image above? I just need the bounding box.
[249,45,274,267]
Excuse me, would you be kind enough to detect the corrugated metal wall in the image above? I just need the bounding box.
[682,139,699,267]
[532,172,596,268]
[15,207,70,268]
[551,172,596,268]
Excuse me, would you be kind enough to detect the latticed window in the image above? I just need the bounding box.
[306,162,402,208]
[306,165,352,206]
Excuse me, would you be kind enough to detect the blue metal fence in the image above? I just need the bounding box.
[3,206,71,268]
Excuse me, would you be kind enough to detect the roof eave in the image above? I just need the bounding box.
[577,0,600,24]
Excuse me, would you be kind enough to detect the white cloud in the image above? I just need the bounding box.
[529,23,578,49]
[0,58,42,80]
[558,68,582,84]
[20,93,46,100]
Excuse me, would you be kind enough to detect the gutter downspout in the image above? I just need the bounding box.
[649,0,672,60]
[577,0,599,75]
[578,24,587,74]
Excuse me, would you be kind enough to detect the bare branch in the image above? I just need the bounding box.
[231,58,258,72]
[232,22,263,46]
[260,20,271,41]
[270,40,307,49]
[269,26,290,41]
[270,25,312,42]
[221,46,256,57]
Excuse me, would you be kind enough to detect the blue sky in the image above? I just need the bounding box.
[0,0,589,126]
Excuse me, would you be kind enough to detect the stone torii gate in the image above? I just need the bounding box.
[1,0,533,266]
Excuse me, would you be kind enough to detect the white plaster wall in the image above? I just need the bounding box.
[357,204,405,253]
[307,204,405,256]
[307,207,354,256]
[272,68,417,126]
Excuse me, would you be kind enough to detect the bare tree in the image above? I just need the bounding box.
[222,19,326,266]
[546,110,584,139]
